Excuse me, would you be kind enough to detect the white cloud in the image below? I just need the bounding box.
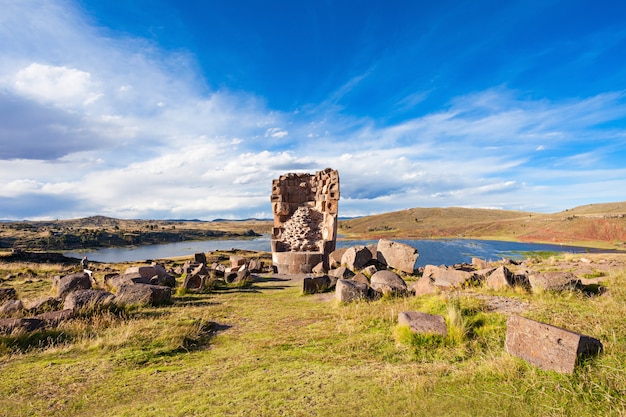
[265,127,289,138]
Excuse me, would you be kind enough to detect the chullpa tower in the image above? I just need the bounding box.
[270,168,340,274]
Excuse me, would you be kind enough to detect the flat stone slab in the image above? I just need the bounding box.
[505,315,603,373]
[398,311,447,336]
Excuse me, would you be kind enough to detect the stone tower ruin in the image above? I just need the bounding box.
[270,168,340,274]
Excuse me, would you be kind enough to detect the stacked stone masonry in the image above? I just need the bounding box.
[271,168,340,274]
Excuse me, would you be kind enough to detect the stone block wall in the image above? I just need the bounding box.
[270,168,340,273]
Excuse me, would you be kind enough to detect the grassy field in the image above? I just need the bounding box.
[1,253,625,416]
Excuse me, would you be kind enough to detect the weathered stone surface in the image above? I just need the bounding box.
[329,266,355,280]
[472,257,491,269]
[312,262,326,274]
[335,279,368,303]
[528,272,581,292]
[125,265,158,280]
[486,266,513,289]
[230,256,246,269]
[63,289,115,311]
[25,296,62,314]
[412,277,439,296]
[0,300,23,315]
[422,265,475,289]
[361,265,378,277]
[271,169,340,273]
[398,311,447,336]
[232,267,251,285]
[194,252,207,265]
[115,284,171,306]
[341,246,372,271]
[56,273,92,299]
[303,276,332,294]
[36,309,74,327]
[329,248,348,268]
[352,272,370,286]
[182,273,205,290]
[376,239,418,274]
[107,272,151,291]
[0,318,44,334]
[370,270,408,295]
[248,258,264,273]
[487,266,530,289]
[0,287,17,303]
[505,315,603,373]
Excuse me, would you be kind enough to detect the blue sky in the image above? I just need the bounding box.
[1,0,625,220]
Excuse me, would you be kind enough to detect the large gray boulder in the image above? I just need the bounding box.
[398,311,447,336]
[376,239,418,274]
[0,318,44,334]
[25,296,62,314]
[329,248,348,269]
[124,265,157,279]
[505,314,602,373]
[303,276,332,294]
[341,246,372,271]
[422,265,475,289]
[370,270,408,295]
[528,272,581,292]
[335,279,368,303]
[329,266,355,280]
[35,309,75,328]
[56,273,92,299]
[63,289,115,311]
[412,276,439,296]
[107,272,151,291]
[0,300,23,316]
[115,284,172,306]
[486,266,530,289]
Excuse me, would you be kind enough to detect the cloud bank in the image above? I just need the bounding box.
[1,1,625,220]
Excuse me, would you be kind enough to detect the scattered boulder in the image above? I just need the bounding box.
[63,289,115,311]
[472,257,491,269]
[194,252,207,264]
[115,284,172,306]
[412,277,439,296]
[329,248,348,269]
[0,287,17,303]
[230,256,246,269]
[303,276,332,294]
[505,314,603,373]
[248,258,264,273]
[36,309,74,328]
[335,279,368,303]
[398,311,447,336]
[312,262,326,274]
[422,265,475,289]
[360,265,378,278]
[352,272,370,286]
[0,318,44,334]
[56,273,92,299]
[329,266,355,280]
[25,296,62,314]
[182,273,205,290]
[370,270,408,296]
[341,246,372,271]
[0,300,23,316]
[124,266,157,280]
[528,272,581,292]
[376,239,418,274]
[107,273,151,291]
[486,266,512,289]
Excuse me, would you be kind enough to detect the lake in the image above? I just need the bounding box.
[63,236,610,266]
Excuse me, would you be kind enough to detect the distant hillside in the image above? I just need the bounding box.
[338,202,626,250]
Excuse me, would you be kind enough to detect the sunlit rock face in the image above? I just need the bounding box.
[270,168,340,274]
